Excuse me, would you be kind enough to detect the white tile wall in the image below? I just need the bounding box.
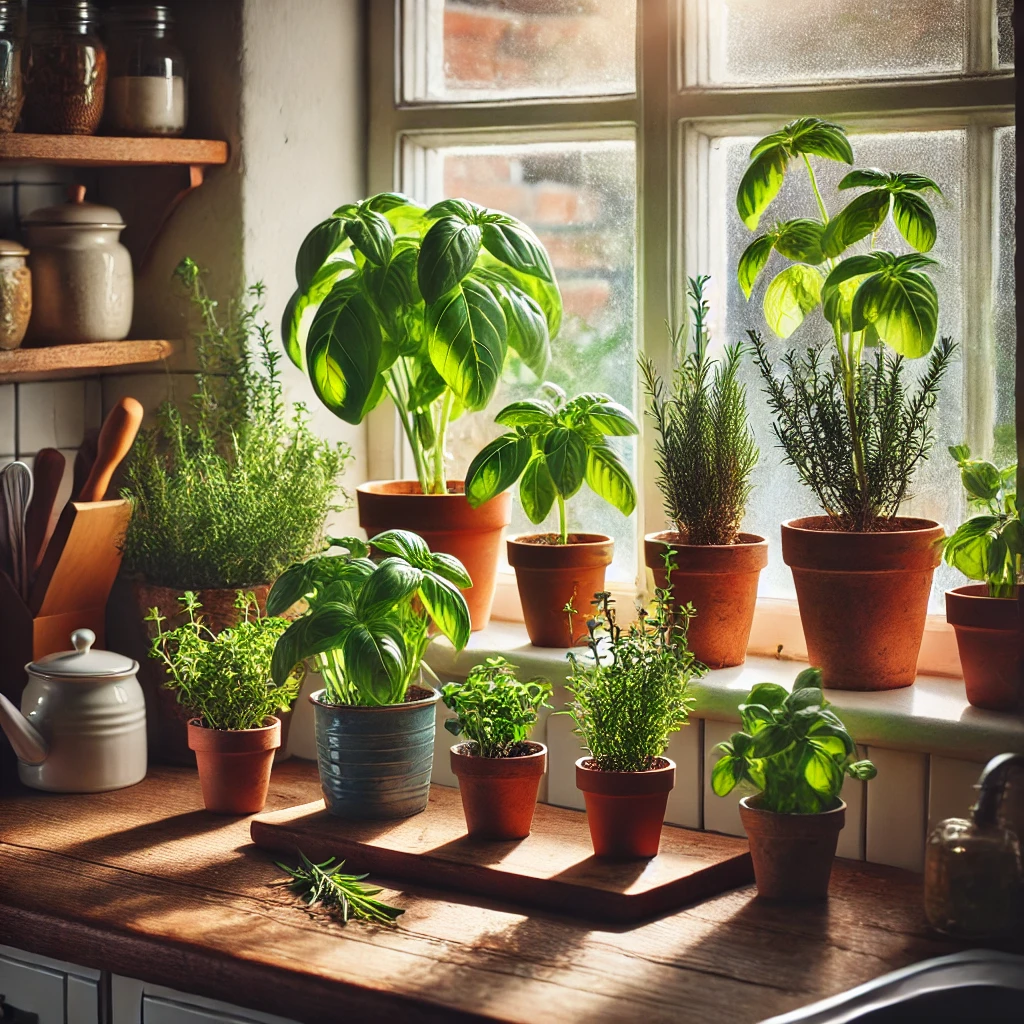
[17,381,101,453]
[928,755,985,832]
[836,744,868,861]
[546,708,585,811]
[665,719,702,829]
[703,719,746,837]
[865,747,929,871]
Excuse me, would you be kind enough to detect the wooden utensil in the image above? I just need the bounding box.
[25,448,66,572]
[77,398,143,503]
[72,427,99,499]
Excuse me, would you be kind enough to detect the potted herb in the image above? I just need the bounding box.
[563,584,701,859]
[942,445,1022,711]
[640,274,762,668]
[441,657,552,840]
[147,592,301,815]
[464,383,639,647]
[268,530,471,820]
[738,117,955,690]
[711,668,877,900]
[282,193,563,631]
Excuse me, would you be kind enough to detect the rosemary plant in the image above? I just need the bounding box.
[275,853,404,926]
[640,275,758,544]
[562,574,702,773]
[147,591,301,730]
[122,258,351,589]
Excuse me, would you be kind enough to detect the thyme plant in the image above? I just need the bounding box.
[640,275,758,544]
[562,574,702,773]
[122,258,350,589]
[441,657,552,758]
[147,592,301,731]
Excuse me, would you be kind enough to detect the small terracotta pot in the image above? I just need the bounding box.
[187,717,280,815]
[508,533,614,648]
[575,756,675,859]
[357,480,510,632]
[450,741,547,839]
[739,796,846,901]
[645,531,768,669]
[946,585,1022,712]
[781,516,944,691]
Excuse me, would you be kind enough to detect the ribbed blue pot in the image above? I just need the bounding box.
[311,685,439,820]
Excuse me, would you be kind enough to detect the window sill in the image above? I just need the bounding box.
[426,620,1024,763]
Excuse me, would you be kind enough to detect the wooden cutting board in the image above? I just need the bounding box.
[251,785,753,923]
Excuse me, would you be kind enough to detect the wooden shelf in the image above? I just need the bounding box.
[0,134,228,167]
[0,339,175,383]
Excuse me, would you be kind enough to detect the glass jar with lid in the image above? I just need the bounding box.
[104,4,186,137]
[0,1,24,133]
[24,1,107,135]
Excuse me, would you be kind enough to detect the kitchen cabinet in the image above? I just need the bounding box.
[0,944,99,1024]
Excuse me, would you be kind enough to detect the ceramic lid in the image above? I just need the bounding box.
[0,239,27,256]
[28,629,138,680]
[23,185,126,229]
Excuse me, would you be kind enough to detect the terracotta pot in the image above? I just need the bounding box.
[575,756,675,859]
[781,516,944,691]
[187,717,280,815]
[450,741,547,840]
[136,582,273,633]
[739,796,846,901]
[946,585,1022,712]
[357,480,510,632]
[508,534,614,648]
[645,531,768,669]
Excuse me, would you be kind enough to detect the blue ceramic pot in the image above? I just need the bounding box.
[310,684,439,819]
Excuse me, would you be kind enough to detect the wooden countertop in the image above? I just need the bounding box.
[0,762,990,1024]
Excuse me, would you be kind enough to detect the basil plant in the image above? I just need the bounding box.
[464,383,639,544]
[283,193,562,496]
[267,531,471,706]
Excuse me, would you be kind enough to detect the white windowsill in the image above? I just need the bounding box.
[425,619,1024,764]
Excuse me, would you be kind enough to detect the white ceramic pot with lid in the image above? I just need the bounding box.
[0,628,147,792]
[23,184,133,344]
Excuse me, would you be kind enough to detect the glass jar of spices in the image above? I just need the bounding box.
[24,1,107,135]
[104,5,186,137]
[0,2,24,133]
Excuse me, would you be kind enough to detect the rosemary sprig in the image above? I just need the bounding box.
[274,852,405,926]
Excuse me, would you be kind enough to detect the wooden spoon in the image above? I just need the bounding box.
[77,398,144,503]
[25,447,66,571]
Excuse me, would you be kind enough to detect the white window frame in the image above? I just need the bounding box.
[367,0,1015,676]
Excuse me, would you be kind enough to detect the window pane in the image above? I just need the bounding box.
[402,0,636,102]
[408,140,638,580]
[994,126,1016,464]
[997,0,1015,67]
[704,129,966,610]
[700,0,967,85]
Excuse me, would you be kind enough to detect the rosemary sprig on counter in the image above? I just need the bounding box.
[274,853,405,926]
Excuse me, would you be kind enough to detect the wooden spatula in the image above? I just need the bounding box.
[72,427,99,499]
[25,447,65,571]
[77,398,144,503]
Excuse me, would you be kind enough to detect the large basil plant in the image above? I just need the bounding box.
[267,531,471,706]
[282,193,562,496]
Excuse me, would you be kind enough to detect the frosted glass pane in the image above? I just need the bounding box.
[419,141,638,581]
[997,0,1015,67]
[703,0,967,84]
[403,0,636,101]
[994,126,1016,464]
[704,129,966,609]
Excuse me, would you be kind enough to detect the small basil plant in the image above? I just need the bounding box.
[712,668,876,814]
[442,657,552,759]
[942,445,1021,598]
[464,382,639,544]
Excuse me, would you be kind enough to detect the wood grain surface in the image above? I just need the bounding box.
[0,134,228,167]
[0,761,992,1024]
[0,340,175,383]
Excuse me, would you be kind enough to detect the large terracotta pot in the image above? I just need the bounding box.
[187,717,280,815]
[781,517,944,691]
[507,533,614,648]
[575,756,675,859]
[739,796,845,901]
[450,741,547,840]
[946,585,1022,712]
[357,480,510,632]
[645,531,768,669]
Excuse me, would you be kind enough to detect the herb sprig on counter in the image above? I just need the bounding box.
[275,853,405,926]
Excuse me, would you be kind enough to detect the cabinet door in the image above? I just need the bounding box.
[0,946,100,1024]
[114,977,298,1024]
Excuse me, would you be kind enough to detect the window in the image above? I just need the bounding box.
[370,1,1015,661]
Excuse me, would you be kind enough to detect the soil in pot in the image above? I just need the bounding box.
[450,741,547,840]
[357,480,511,632]
[781,516,944,691]
[312,684,439,820]
[187,717,280,815]
[575,756,676,859]
[645,531,768,669]
[946,585,1022,712]
[508,533,614,648]
[739,796,845,901]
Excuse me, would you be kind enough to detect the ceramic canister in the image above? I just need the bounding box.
[0,239,30,350]
[23,184,133,344]
[18,628,146,792]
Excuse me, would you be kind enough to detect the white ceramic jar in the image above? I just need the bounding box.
[23,184,133,344]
